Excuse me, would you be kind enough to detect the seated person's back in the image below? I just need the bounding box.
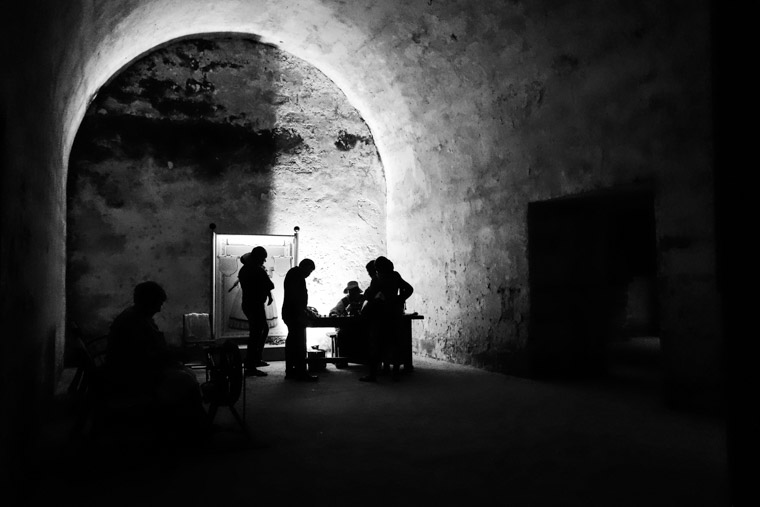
[105,281,207,435]
[107,303,171,395]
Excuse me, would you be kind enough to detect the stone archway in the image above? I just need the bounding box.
[66,34,388,343]
[52,1,422,374]
[1,6,720,462]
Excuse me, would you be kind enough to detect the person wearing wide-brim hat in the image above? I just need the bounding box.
[330,281,365,316]
[344,281,362,294]
[329,280,367,367]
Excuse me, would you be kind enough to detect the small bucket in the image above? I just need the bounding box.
[307,350,327,372]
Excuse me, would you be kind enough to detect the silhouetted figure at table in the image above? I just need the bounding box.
[283,258,318,381]
[366,259,377,284]
[238,246,274,377]
[106,281,207,437]
[360,256,414,382]
[329,280,366,317]
[329,281,367,361]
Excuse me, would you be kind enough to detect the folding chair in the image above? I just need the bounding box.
[68,335,157,439]
[202,341,249,436]
[183,313,214,369]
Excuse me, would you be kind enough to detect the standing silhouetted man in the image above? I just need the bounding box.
[238,246,274,377]
[282,258,318,381]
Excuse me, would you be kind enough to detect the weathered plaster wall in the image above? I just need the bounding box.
[2,0,718,481]
[1,0,82,484]
[67,37,385,344]
[379,1,716,401]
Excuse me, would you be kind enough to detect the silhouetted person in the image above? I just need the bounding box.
[106,281,207,437]
[282,259,318,381]
[238,246,274,377]
[366,259,377,284]
[329,281,367,363]
[360,256,414,382]
[329,280,366,317]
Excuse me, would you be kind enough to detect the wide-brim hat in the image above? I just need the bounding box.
[343,281,362,293]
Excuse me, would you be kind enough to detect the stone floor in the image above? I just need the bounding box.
[25,352,729,506]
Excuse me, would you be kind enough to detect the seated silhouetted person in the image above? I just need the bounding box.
[105,281,207,437]
[329,281,367,362]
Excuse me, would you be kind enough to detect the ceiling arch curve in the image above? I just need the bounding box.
[62,0,416,189]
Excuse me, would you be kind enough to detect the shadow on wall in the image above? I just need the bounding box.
[66,34,384,357]
[526,183,659,383]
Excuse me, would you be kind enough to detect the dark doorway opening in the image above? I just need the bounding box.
[527,184,660,387]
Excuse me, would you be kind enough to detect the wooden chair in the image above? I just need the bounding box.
[68,335,157,440]
[68,334,108,437]
[183,313,215,369]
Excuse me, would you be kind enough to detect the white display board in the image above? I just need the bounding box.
[212,230,298,342]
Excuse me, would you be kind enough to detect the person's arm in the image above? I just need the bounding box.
[330,297,348,316]
[301,277,310,311]
[397,272,414,303]
[364,280,377,300]
[258,267,274,305]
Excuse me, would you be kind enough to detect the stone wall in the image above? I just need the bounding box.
[385,2,716,396]
[67,38,385,344]
[1,1,719,479]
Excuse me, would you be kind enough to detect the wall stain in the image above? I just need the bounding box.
[72,115,304,178]
[335,130,369,151]
[552,54,579,76]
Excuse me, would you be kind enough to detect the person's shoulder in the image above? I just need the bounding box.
[284,266,299,280]
[114,305,137,320]
[395,271,412,284]
[110,306,136,331]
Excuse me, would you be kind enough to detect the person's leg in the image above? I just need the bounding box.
[245,306,268,376]
[379,322,390,374]
[360,323,380,381]
[390,316,402,379]
[294,324,307,373]
[257,311,269,366]
[243,305,256,370]
[285,324,316,380]
[284,318,296,374]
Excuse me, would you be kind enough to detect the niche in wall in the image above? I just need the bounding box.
[527,184,659,380]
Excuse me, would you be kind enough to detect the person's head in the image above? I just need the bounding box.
[251,246,268,265]
[374,256,394,277]
[299,258,316,278]
[133,281,167,316]
[343,281,363,300]
[365,260,377,280]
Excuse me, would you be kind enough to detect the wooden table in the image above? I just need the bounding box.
[305,313,424,369]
